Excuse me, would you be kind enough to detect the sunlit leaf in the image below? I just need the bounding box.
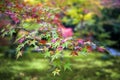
[52,68,60,76]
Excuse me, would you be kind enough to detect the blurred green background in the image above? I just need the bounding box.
[0,0,120,80]
[0,51,120,80]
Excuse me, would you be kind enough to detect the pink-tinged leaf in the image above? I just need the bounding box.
[86,46,93,52]
[57,46,63,51]
[97,47,105,52]
[60,27,73,38]
[51,39,57,43]
[18,37,25,43]
[77,39,84,44]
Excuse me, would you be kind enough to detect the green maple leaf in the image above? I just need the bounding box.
[64,63,72,71]
[9,29,16,37]
[44,51,50,58]
[52,68,60,76]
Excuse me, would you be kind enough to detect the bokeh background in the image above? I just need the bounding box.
[0,0,120,80]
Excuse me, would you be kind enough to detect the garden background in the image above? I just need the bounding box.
[0,0,120,80]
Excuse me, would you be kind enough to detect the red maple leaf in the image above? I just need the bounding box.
[71,51,78,56]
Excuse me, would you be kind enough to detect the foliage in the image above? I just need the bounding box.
[57,0,102,25]
[91,0,120,47]
[98,7,120,48]
[55,0,120,47]
[0,0,105,75]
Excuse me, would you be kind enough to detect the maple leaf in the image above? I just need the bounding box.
[52,68,60,76]
[39,40,47,44]
[71,51,78,56]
